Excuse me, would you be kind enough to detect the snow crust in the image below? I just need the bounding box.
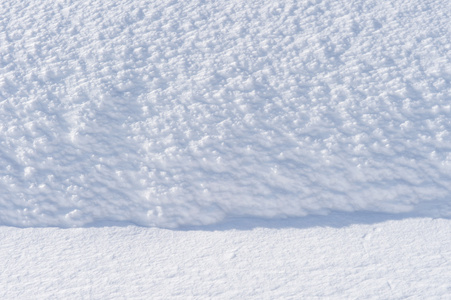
[1,218,451,298]
[1,0,450,227]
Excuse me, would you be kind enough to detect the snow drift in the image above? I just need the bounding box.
[0,0,450,227]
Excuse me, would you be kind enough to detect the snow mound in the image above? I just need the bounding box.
[1,0,450,227]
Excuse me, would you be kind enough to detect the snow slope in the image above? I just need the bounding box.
[1,0,450,228]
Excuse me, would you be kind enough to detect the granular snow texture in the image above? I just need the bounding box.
[0,0,450,227]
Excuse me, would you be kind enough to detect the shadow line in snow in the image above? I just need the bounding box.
[2,201,449,230]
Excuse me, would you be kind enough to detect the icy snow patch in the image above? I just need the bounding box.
[0,0,450,227]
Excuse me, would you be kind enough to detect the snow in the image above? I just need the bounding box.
[1,216,451,298]
[1,0,450,297]
[1,0,450,227]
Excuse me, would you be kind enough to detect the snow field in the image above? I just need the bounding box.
[1,0,450,227]
[1,217,450,299]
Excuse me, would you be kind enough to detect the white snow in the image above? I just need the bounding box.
[1,216,450,299]
[1,0,450,297]
[1,0,450,227]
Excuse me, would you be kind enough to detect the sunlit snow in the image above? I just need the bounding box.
[1,0,450,229]
[1,0,451,299]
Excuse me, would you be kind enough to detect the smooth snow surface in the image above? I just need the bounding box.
[1,0,450,227]
[1,217,451,299]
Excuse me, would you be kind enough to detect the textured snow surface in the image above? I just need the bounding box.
[1,0,450,227]
[1,218,451,299]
